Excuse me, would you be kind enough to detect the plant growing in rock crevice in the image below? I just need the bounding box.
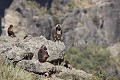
[92,14,99,26]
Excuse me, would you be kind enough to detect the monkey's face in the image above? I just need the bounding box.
[44,46,47,50]
[56,24,61,31]
[56,26,61,31]
[10,25,13,28]
[41,45,47,50]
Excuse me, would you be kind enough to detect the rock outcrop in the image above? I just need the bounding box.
[0,35,65,63]
[0,36,92,80]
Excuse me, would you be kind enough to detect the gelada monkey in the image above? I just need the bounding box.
[52,24,62,41]
[64,60,72,70]
[23,52,34,60]
[7,25,16,37]
[13,53,34,67]
[38,45,49,63]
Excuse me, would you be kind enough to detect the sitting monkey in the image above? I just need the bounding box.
[7,25,16,37]
[52,24,62,41]
[64,60,72,70]
[38,45,49,63]
[23,52,34,60]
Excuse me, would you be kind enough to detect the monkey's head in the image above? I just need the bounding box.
[9,24,13,28]
[41,45,47,50]
[65,60,70,64]
[56,24,61,31]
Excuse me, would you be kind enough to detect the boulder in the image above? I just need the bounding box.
[107,43,120,57]
[18,60,56,74]
[0,35,65,63]
[56,66,92,80]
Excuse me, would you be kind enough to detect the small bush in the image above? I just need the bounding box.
[92,14,99,26]
[67,0,75,7]
[23,0,47,16]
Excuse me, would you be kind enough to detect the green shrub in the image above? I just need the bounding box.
[92,14,99,26]
[0,65,34,80]
[88,76,100,80]
[57,73,84,80]
[23,0,47,16]
[67,0,75,7]
[65,44,110,71]
[0,55,42,80]
[64,43,118,79]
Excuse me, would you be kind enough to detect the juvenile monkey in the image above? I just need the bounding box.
[13,53,34,67]
[7,25,16,37]
[52,24,62,41]
[23,52,34,60]
[38,45,49,63]
[64,60,72,70]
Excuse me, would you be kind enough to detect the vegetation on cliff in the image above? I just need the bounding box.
[65,43,120,80]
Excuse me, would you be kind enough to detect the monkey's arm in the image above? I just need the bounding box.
[52,29,57,41]
[38,49,43,62]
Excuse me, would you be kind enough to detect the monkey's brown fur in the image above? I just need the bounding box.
[38,45,49,63]
[52,24,62,41]
[7,25,16,37]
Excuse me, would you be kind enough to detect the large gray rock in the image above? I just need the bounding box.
[17,60,92,79]
[0,35,65,63]
[56,66,92,80]
[18,60,56,74]
[1,53,93,80]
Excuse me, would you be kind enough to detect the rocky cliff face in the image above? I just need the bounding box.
[1,0,120,48]
[62,0,120,47]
